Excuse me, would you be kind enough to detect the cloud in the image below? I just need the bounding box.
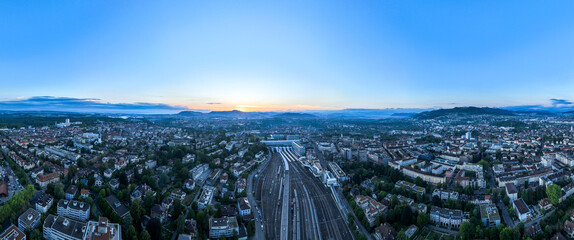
[206,102,221,105]
[0,96,191,114]
[550,98,572,106]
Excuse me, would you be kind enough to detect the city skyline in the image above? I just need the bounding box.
[2,1,574,112]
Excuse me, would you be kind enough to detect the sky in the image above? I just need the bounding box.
[1,1,574,112]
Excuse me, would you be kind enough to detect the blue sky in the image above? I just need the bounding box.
[1,1,574,112]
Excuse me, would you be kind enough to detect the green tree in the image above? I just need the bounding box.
[546,184,561,205]
[140,230,152,240]
[54,183,65,199]
[126,225,138,240]
[401,206,413,226]
[459,221,475,240]
[417,212,430,228]
[247,220,256,237]
[499,227,514,240]
[397,230,407,240]
[176,215,186,234]
[29,229,42,240]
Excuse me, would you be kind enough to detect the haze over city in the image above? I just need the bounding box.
[2,1,574,113]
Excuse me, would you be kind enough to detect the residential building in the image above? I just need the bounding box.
[432,188,459,201]
[513,199,531,222]
[539,198,553,211]
[104,195,130,218]
[0,225,25,240]
[151,204,168,223]
[185,219,198,238]
[405,225,418,239]
[57,199,90,222]
[198,186,216,210]
[18,208,41,232]
[36,193,54,213]
[36,172,60,188]
[524,224,542,237]
[564,220,574,239]
[237,197,251,216]
[354,195,387,227]
[171,189,186,202]
[43,215,87,240]
[66,185,78,200]
[236,178,246,193]
[550,233,568,240]
[85,217,121,240]
[209,216,239,239]
[184,179,195,190]
[374,222,397,240]
[506,183,518,202]
[480,204,501,227]
[80,189,90,198]
[430,206,466,228]
[395,180,426,195]
[178,234,193,240]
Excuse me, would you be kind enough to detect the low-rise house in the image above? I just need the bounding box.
[220,173,229,184]
[185,219,198,238]
[109,179,119,190]
[209,216,239,239]
[198,186,216,210]
[104,195,130,218]
[80,189,90,198]
[432,188,459,201]
[395,180,426,195]
[66,185,78,200]
[103,169,113,178]
[564,220,574,238]
[151,204,168,223]
[354,195,386,227]
[539,198,553,211]
[237,197,251,216]
[171,189,186,202]
[480,204,501,227]
[550,233,568,240]
[184,179,195,190]
[36,193,54,213]
[236,178,246,193]
[524,224,541,237]
[374,222,396,240]
[405,225,418,239]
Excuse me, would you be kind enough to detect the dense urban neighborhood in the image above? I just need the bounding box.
[2,108,574,240]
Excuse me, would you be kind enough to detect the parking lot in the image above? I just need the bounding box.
[0,165,24,204]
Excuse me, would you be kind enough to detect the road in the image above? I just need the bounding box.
[497,199,515,228]
[524,208,555,228]
[247,154,270,240]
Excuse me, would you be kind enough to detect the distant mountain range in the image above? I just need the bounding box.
[175,108,427,119]
[414,107,515,119]
[3,105,574,120]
